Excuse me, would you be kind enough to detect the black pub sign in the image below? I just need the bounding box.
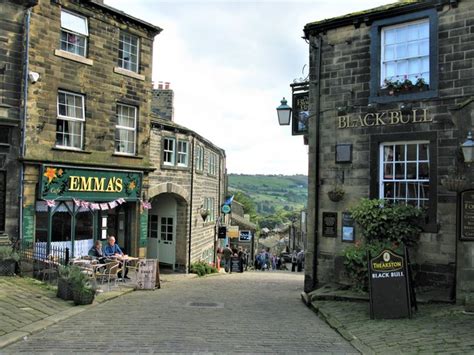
[461,190,474,241]
[322,212,337,238]
[368,248,412,319]
[292,88,309,136]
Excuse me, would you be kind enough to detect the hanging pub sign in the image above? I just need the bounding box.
[40,165,142,201]
[368,248,412,319]
[460,190,474,241]
[292,83,309,136]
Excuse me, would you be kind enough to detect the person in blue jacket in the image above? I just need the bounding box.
[103,236,129,279]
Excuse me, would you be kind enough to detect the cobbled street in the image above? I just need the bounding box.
[2,271,357,354]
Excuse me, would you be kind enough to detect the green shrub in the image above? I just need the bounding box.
[190,261,217,276]
[0,246,20,262]
[342,198,424,291]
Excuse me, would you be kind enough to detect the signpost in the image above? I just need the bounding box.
[368,248,412,319]
[135,259,159,290]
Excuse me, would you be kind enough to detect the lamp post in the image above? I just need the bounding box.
[461,131,474,165]
[276,97,292,125]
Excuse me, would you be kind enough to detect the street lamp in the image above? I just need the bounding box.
[276,97,292,125]
[461,131,474,165]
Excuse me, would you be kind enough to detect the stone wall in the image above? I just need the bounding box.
[306,1,474,298]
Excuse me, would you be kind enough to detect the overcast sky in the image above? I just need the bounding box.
[105,0,394,175]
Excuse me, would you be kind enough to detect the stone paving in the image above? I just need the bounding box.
[2,271,357,354]
[309,299,474,354]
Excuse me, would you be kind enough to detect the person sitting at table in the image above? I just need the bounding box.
[88,240,106,263]
[103,236,129,279]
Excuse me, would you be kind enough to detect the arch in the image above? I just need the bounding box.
[148,182,190,203]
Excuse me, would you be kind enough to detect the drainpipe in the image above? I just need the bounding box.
[19,6,34,245]
[187,135,195,273]
[213,153,222,266]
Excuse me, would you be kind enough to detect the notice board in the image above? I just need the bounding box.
[368,248,412,319]
[135,259,160,290]
[461,190,474,240]
[230,256,242,273]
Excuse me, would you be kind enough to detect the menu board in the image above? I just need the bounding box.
[322,212,337,238]
[136,259,159,290]
[230,256,242,273]
[461,190,474,241]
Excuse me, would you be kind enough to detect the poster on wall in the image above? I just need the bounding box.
[322,212,337,238]
[341,212,355,242]
[460,190,474,241]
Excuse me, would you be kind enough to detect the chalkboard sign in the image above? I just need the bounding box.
[322,212,337,238]
[461,190,474,241]
[135,259,159,290]
[368,248,412,319]
[230,256,242,273]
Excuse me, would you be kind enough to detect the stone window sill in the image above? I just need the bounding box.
[113,67,145,81]
[112,153,144,160]
[54,50,93,66]
[52,146,92,154]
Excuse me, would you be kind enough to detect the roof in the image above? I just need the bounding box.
[304,0,455,37]
[231,214,257,231]
[151,115,226,156]
[85,0,162,36]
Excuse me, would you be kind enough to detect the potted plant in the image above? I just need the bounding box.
[70,266,96,305]
[327,185,345,202]
[0,246,20,276]
[57,265,75,301]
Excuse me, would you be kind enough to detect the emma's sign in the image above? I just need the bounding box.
[338,108,431,129]
[40,165,142,201]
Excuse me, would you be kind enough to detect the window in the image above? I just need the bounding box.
[160,217,173,242]
[149,215,158,238]
[196,145,204,171]
[208,152,217,175]
[56,91,84,149]
[115,104,137,155]
[163,137,175,165]
[118,32,139,73]
[381,20,429,86]
[380,142,429,208]
[370,132,437,231]
[369,9,438,102]
[203,197,215,222]
[0,127,10,146]
[177,140,188,167]
[60,10,88,57]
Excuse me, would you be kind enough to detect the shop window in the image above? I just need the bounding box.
[0,171,5,232]
[0,126,10,146]
[60,10,88,57]
[56,90,84,149]
[76,210,93,240]
[115,103,137,155]
[35,211,48,242]
[370,9,438,103]
[370,132,437,231]
[118,31,139,73]
[52,211,71,242]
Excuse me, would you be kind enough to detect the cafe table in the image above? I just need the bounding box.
[106,255,139,282]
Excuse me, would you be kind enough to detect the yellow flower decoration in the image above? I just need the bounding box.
[57,169,63,176]
[128,181,136,191]
[44,167,57,184]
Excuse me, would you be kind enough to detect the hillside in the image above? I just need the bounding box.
[228,174,308,215]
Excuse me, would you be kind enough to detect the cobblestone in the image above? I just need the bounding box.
[3,272,357,354]
[310,299,474,354]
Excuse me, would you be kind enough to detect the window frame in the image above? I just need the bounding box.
[177,140,189,167]
[204,197,215,223]
[118,31,140,73]
[115,103,137,155]
[0,171,5,232]
[370,132,438,232]
[208,152,217,176]
[196,145,204,172]
[60,10,88,57]
[56,90,85,150]
[369,9,438,103]
[163,137,176,166]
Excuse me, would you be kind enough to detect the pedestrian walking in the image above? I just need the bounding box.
[291,250,297,272]
[297,249,304,272]
[223,244,233,272]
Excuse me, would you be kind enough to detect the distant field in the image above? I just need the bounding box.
[228,174,308,215]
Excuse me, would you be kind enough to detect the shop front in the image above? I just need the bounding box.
[35,165,144,258]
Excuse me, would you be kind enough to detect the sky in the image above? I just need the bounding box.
[105,0,394,175]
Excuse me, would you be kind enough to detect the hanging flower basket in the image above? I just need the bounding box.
[328,187,345,202]
[442,177,469,193]
[200,210,210,221]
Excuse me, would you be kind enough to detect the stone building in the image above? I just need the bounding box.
[302,0,474,302]
[0,0,38,245]
[148,87,227,270]
[18,0,161,257]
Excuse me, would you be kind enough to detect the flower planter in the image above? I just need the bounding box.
[73,288,95,305]
[328,190,345,202]
[442,178,469,193]
[0,259,16,276]
[57,277,74,300]
[378,84,429,97]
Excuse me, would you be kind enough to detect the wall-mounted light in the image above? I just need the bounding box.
[337,106,347,116]
[276,97,292,125]
[400,102,412,114]
[461,131,474,165]
[367,103,377,113]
